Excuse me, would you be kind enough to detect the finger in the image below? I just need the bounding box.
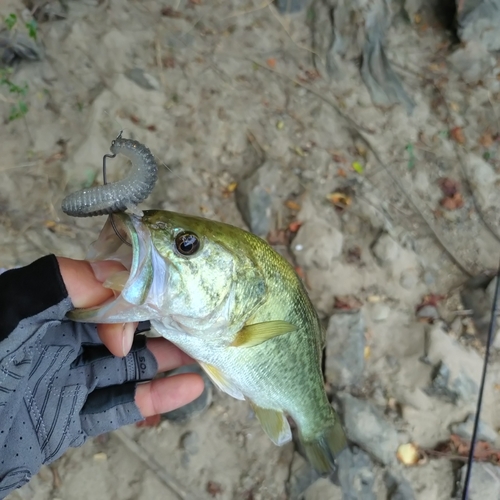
[135,373,205,417]
[57,257,126,308]
[97,321,138,357]
[146,338,195,373]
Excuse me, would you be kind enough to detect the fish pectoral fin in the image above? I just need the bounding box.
[250,402,292,446]
[230,321,296,348]
[199,362,245,401]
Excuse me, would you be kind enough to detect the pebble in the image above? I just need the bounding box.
[341,394,399,465]
[124,68,160,90]
[371,302,390,322]
[372,234,400,265]
[292,220,344,269]
[325,311,366,387]
[458,463,500,499]
[450,414,498,444]
[399,269,419,290]
[180,431,200,455]
[336,446,377,500]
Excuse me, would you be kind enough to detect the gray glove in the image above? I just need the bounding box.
[0,255,158,499]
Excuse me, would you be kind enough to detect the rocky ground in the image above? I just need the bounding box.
[2,0,500,499]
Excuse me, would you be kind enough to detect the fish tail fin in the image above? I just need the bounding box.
[300,418,347,474]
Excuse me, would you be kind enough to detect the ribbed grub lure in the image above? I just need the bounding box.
[61,132,158,217]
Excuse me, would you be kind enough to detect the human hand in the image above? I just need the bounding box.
[57,256,204,416]
[0,255,204,498]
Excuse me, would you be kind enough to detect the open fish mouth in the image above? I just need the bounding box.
[68,213,167,324]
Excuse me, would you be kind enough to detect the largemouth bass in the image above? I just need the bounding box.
[70,210,347,473]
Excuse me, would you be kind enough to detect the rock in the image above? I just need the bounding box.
[235,161,281,237]
[292,220,344,270]
[180,431,200,455]
[450,414,498,444]
[275,0,308,13]
[399,269,419,290]
[371,302,390,322]
[457,0,500,51]
[465,154,500,210]
[286,452,323,500]
[372,233,400,265]
[461,272,497,344]
[341,394,399,465]
[416,305,439,321]
[336,446,377,500]
[449,41,494,85]
[162,364,213,422]
[125,68,160,91]
[458,463,500,499]
[423,270,436,286]
[384,472,415,500]
[425,324,483,403]
[325,311,366,387]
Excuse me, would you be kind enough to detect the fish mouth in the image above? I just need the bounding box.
[68,213,167,324]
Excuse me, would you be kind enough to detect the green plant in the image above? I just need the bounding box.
[0,13,38,121]
[0,68,29,121]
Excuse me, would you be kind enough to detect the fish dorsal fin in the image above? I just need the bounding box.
[249,402,292,446]
[230,320,296,348]
[199,362,245,400]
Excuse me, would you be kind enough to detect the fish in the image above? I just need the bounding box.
[69,210,347,473]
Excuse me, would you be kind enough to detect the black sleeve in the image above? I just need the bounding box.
[0,254,68,341]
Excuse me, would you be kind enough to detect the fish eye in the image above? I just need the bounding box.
[175,232,200,256]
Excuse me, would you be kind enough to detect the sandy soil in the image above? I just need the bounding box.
[2,0,500,499]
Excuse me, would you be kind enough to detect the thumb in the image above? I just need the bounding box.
[56,256,126,309]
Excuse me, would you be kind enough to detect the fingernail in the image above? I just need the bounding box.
[89,261,111,283]
[121,323,135,356]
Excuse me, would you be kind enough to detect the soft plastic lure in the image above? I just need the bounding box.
[61,132,158,217]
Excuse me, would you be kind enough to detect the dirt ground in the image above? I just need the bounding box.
[2,0,500,499]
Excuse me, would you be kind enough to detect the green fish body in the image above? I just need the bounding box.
[70,210,346,473]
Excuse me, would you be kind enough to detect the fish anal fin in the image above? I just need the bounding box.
[231,320,296,348]
[199,362,245,400]
[250,402,292,446]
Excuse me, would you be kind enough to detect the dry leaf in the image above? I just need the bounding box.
[327,192,352,209]
[416,294,445,312]
[207,481,223,497]
[161,7,182,17]
[439,177,460,197]
[337,167,347,178]
[266,58,277,69]
[364,346,371,360]
[288,220,302,233]
[450,126,466,144]
[440,192,464,210]
[333,295,363,311]
[479,132,494,148]
[397,443,420,465]
[346,245,362,263]
[285,200,301,211]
